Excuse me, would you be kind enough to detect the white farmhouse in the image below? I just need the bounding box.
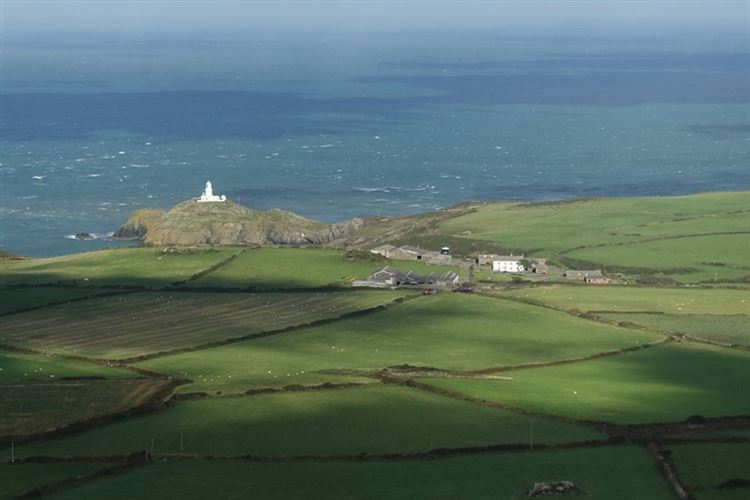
[492,256,525,273]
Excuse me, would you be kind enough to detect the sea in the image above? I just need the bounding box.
[1,30,748,257]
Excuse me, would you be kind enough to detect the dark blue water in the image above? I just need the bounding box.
[1,31,748,256]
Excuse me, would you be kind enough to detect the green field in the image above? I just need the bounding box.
[437,192,750,256]
[0,350,131,380]
[423,342,750,424]
[47,446,673,500]
[189,247,458,289]
[136,293,659,393]
[0,247,238,287]
[3,192,748,496]
[502,285,750,315]
[597,312,749,347]
[13,385,603,459]
[1,379,168,438]
[0,463,107,498]
[669,443,750,500]
[0,287,108,315]
[565,233,750,282]
[0,290,408,360]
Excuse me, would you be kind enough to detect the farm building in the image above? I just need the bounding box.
[370,244,452,265]
[353,266,461,289]
[492,256,526,273]
[564,269,610,284]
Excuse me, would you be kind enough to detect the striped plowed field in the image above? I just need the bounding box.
[0,378,169,438]
[0,291,404,359]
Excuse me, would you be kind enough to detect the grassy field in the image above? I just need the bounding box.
[0,350,132,380]
[189,247,459,289]
[502,285,750,315]
[47,446,673,500]
[597,313,749,347]
[0,290,408,359]
[1,379,168,438]
[565,233,750,283]
[0,463,107,498]
[0,287,108,315]
[136,293,660,393]
[437,191,750,256]
[0,247,238,287]
[13,385,603,459]
[423,342,750,424]
[669,443,750,500]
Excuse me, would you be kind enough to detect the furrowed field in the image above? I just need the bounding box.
[2,192,749,499]
[0,290,408,359]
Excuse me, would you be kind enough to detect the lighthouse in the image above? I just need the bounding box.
[197,181,226,202]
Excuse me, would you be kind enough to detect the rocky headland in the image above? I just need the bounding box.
[113,198,478,249]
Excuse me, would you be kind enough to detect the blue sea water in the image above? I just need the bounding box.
[1,31,748,256]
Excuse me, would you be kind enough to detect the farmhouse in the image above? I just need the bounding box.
[492,255,526,273]
[353,266,461,289]
[474,254,500,266]
[564,269,610,284]
[370,244,453,265]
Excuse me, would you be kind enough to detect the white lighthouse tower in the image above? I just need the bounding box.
[198,181,226,202]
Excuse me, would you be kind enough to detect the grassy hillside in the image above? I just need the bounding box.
[436,191,749,256]
[2,191,748,497]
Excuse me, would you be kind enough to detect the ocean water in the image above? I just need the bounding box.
[1,31,748,256]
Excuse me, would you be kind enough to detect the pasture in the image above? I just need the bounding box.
[189,247,458,289]
[423,342,750,424]
[564,233,750,283]
[0,290,408,359]
[0,247,238,287]
[12,385,603,459]
[0,350,131,380]
[1,378,169,438]
[437,191,750,256]
[0,463,106,498]
[0,287,106,315]
[136,293,659,393]
[669,443,750,500]
[597,312,749,347]
[47,446,673,500]
[501,285,750,315]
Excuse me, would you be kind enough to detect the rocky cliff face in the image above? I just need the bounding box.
[113,209,166,239]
